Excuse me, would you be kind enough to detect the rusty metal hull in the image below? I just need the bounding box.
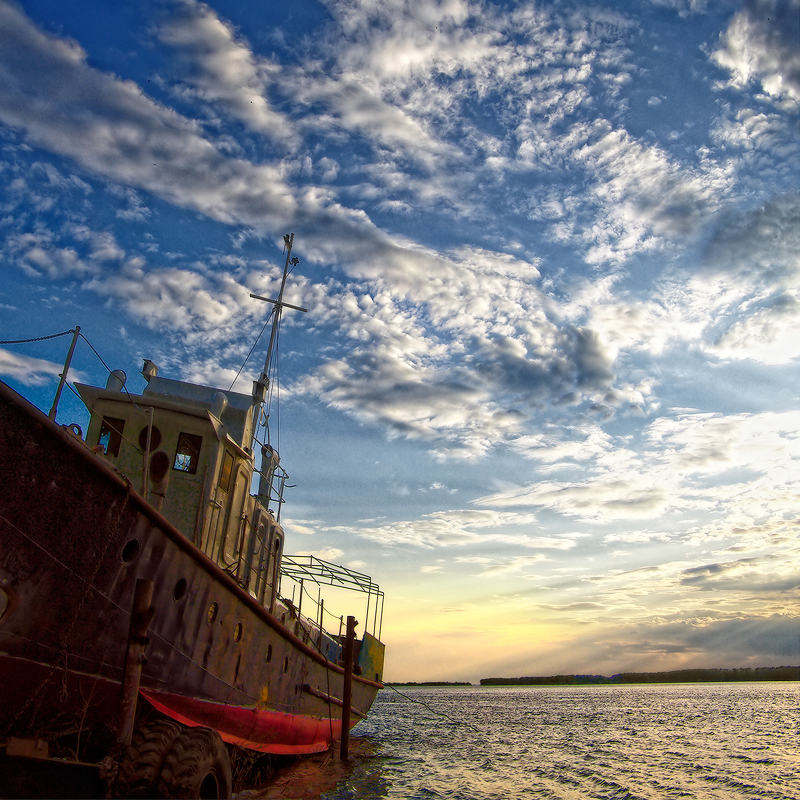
[0,379,383,756]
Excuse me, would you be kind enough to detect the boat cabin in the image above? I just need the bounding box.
[76,360,285,610]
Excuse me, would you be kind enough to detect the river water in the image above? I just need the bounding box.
[313,682,799,800]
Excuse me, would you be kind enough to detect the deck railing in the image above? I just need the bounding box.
[279,555,384,643]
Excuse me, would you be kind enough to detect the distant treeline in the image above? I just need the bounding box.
[480,666,799,686]
[387,681,473,687]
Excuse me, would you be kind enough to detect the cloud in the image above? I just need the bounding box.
[563,194,800,366]
[291,546,344,562]
[289,243,640,457]
[559,614,799,674]
[0,2,640,445]
[288,71,451,168]
[537,602,606,612]
[679,614,799,658]
[478,554,547,576]
[712,290,800,363]
[477,409,800,524]
[712,0,800,102]
[570,125,731,262]
[680,555,800,592]
[87,261,259,336]
[157,0,294,144]
[0,348,66,385]
[700,194,800,363]
[3,230,93,278]
[3,0,778,466]
[647,0,710,17]
[0,1,296,230]
[703,194,799,286]
[355,508,541,549]
[711,108,800,169]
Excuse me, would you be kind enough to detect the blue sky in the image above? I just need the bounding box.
[0,0,798,682]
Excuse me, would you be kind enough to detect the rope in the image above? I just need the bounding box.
[385,684,488,737]
[76,332,113,376]
[0,328,75,344]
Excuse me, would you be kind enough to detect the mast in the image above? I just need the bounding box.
[249,233,307,450]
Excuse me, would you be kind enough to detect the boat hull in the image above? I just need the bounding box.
[0,380,383,757]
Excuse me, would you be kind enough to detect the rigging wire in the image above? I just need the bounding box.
[228,308,275,392]
[230,241,300,396]
[76,333,154,418]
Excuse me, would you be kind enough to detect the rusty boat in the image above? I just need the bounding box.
[0,235,385,798]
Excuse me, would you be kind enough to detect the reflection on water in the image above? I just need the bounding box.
[251,682,800,800]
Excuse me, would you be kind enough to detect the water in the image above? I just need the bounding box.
[323,683,799,800]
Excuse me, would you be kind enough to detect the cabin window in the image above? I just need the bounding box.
[99,417,125,457]
[173,432,203,474]
[218,450,234,492]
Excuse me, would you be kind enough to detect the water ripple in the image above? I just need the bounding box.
[320,683,799,800]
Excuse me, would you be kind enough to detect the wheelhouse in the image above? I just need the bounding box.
[77,362,286,610]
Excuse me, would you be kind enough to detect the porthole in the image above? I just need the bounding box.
[283,656,289,674]
[266,645,273,662]
[207,602,219,623]
[173,578,187,601]
[233,622,243,643]
[121,539,140,564]
[138,425,162,452]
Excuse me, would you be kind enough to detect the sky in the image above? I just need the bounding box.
[0,0,798,683]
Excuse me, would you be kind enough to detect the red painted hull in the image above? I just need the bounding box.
[142,691,345,755]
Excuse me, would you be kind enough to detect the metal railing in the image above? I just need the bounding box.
[279,555,384,643]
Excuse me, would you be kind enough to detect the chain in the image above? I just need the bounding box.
[0,329,75,344]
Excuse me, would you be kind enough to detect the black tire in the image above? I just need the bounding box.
[156,726,232,799]
[107,719,184,798]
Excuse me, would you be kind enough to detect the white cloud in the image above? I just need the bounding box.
[0,348,65,385]
[355,508,540,549]
[712,289,800,363]
[477,410,800,525]
[3,230,92,278]
[571,125,731,262]
[0,1,297,231]
[291,546,344,562]
[158,0,294,144]
[477,554,547,576]
[712,108,800,168]
[712,0,800,103]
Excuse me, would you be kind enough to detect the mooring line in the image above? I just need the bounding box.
[385,684,488,738]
